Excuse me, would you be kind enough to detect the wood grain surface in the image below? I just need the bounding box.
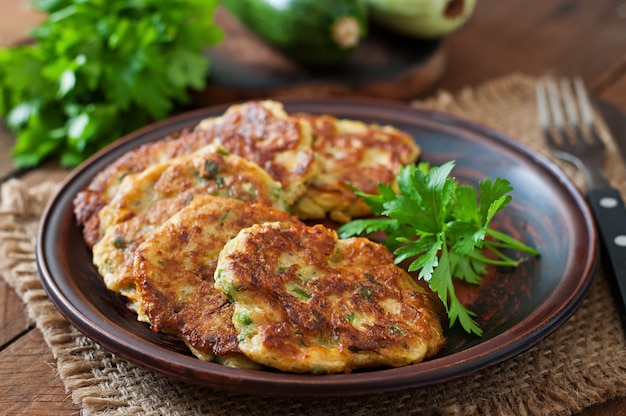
[0,330,78,415]
[0,280,29,348]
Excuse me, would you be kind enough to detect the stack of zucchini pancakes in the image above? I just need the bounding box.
[73,100,445,374]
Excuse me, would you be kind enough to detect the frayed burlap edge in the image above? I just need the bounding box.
[1,72,626,416]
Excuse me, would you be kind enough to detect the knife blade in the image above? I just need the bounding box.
[594,98,626,164]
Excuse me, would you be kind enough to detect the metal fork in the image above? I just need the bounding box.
[536,77,626,328]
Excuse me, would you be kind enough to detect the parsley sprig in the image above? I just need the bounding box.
[338,161,540,336]
[0,0,222,168]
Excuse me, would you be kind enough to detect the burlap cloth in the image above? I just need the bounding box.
[2,73,626,415]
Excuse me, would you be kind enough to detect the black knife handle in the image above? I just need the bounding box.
[587,187,626,329]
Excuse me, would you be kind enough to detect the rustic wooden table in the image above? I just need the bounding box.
[1,0,625,414]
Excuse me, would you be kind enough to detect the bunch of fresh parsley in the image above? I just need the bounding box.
[339,161,540,336]
[0,0,222,168]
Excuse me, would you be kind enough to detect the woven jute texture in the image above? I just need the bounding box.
[2,73,626,415]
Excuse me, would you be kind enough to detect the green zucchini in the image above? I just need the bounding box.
[364,0,477,38]
[221,0,368,67]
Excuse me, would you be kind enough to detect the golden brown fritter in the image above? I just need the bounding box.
[215,222,445,374]
[74,100,317,247]
[195,101,318,205]
[133,195,301,363]
[92,146,286,309]
[291,114,420,223]
[73,130,204,248]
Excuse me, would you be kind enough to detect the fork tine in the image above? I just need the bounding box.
[558,78,588,146]
[545,80,566,131]
[535,82,563,151]
[539,79,573,150]
[535,81,560,153]
[535,83,551,130]
[572,77,606,147]
[559,79,580,128]
[573,77,594,129]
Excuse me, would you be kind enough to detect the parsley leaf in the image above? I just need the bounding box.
[338,161,540,336]
[0,0,223,168]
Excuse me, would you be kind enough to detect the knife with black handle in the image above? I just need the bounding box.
[587,187,626,328]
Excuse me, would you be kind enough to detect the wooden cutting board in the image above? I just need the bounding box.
[192,8,448,106]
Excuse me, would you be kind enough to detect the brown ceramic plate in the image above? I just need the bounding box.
[37,98,597,398]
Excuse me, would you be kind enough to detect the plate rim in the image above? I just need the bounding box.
[36,97,598,398]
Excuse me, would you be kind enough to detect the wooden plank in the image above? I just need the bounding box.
[0,0,44,48]
[0,1,44,180]
[596,74,626,163]
[600,72,626,111]
[0,0,41,179]
[436,0,626,92]
[0,280,30,349]
[0,329,79,415]
[0,123,18,181]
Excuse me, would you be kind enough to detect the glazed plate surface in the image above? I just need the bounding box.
[37,98,597,397]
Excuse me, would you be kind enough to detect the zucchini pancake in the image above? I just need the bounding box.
[133,195,299,367]
[292,113,420,223]
[73,100,446,373]
[215,222,444,374]
[92,145,286,310]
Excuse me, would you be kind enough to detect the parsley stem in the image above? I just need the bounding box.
[464,248,520,267]
[486,228,540,255]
